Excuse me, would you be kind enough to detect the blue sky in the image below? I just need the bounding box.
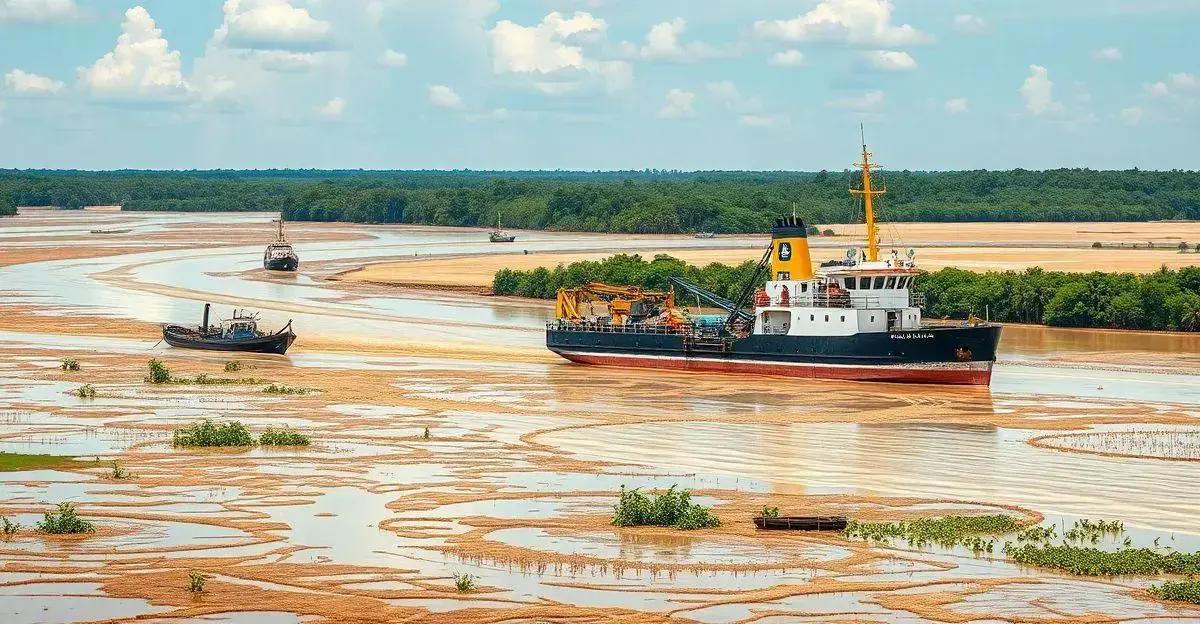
[1,0,1197,170]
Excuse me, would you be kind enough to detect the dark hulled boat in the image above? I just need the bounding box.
[545,135,1001,386]
[163,304,296,354]
[489,211,516,243]
[264,214,299,271]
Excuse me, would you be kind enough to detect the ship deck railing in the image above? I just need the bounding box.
[760,293,926,309]
[547,320,693,335]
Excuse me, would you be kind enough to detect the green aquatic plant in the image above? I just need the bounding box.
[188,571,207,593]
[1064,518,1125,544]
[1004,542,1200,576]
[36,502,95,534]
[843,515,1022,550]
[258,427,310,447]
[611,485,720,530]
[422,427,431,440]
[1,515,19,538]
[1015,524,1057,543]
[60,358,80,371]
[262,383,308,395]
[172,420,254,448]
[1150,579,1200,604]
[146,358,172,384]
[453,573,477,593]
[224,360,242,372]
[75,384,97,399]
[760,506,779,519]
[108,461,132,480]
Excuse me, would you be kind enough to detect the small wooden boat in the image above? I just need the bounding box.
[489,211,516,243]
[90,228,132,234]
[753,515,848,531]
[162,304,295,354]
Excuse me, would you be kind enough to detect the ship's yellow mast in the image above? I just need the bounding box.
[849,125,885,262]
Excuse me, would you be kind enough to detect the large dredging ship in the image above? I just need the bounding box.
[545,138,1002,385]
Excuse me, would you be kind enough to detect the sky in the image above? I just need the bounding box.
[0,0,1197,171]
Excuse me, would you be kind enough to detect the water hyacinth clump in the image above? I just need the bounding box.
[172,420,255,447]
[1003,542,1200,576]
[60,358,80,371]
[36,502,95,534]
[843,515,1022,551]
[1150,579,1200,604]
[612,485,720,530]
[262,383,309,395]
[75,384,97,399]
[258,427,310,446]
[1,516,19,538]
[453,573,477,593]
[224,360,242,372]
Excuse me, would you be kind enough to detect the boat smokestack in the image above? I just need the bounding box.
[201,303,211,331]
[770,215,814,281]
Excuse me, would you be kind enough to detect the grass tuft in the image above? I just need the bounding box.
[75,384,97,399]
[611,485,720,530]
[187,571,207,593]
[0,452,75,472]
[453,573,477,593]
[60,358,80,372]
[258,427,311,446]
[36,502,95,534]
[422,427,431,440]
[108,461,133,480]
[224,360,242,372]
[172,420,255,447]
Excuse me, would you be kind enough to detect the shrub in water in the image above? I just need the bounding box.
[224,360,242,372]
[258,428,310,446]
[453,573,476,593]
[76,384,97,399]
[146,358,172,384]
[60,358,80,372]
[1,516,19,538]
[188,571,207,593]
[611,485,720,530]
[172,420,254,447]
[37,502,95,534]
[109,461,132,480]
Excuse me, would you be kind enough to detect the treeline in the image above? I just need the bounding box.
[492,254,1200,332]
[2,168,1199,231]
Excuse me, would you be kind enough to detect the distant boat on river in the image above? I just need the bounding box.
[489,212,516,243]
[162,303,295,354]
[264,214,299,271]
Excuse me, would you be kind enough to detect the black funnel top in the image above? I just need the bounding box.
[771,215,808,239]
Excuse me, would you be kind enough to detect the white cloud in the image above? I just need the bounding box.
[861,50,916,71]
[378,48,407,68]
[427,84,463,109]
[951,14,988,35]
[826,89,884,111]
[1120,106,1144,126]
[214,0,332,52]
[488,11,606,74]
[738,114,787,127]
[768,49,805,67]
[1146,81,1170,97]
[487,11,630,94]
[706,81,762,113]
[316,96,344,120]
[78,6,190,103]
[1143,72,1198,99]
[657,88,695,118]
[0,0,77,22]
[1090,46,1122,62]
[1170,72,1198,90]
[627,18,721,62]
[1019,64,1062,116]
[944,97,967,114]
[4,69,65,96]
[754,0,930,46]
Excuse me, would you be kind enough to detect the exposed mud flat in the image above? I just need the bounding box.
[2,212,1200,622]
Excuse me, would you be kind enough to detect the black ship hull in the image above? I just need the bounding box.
[163,324,296,354]
[546,324,1001,385]
[264,256,299,271]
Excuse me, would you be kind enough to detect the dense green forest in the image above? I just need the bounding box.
[2,168,1199,231]
[492,254,1200,332]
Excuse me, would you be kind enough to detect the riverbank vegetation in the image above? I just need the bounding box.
[0,452,75,472]
[37,502,95,534]
[4,169,1199,231]
[493,254,1200,332]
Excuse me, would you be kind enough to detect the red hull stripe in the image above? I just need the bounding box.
[551,350,993,386]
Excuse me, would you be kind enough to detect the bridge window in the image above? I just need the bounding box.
[873,277,885,289]
[844,277,857,289]
[777,271,790,280]
[897,277,908,288]
[886,276,897,289]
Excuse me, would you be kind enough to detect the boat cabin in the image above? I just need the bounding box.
[220,311,261,339]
